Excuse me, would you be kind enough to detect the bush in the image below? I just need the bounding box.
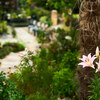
[0,42,25,59]
[3,42,25,52]
[56,28,80,52]
[30,7,50,20]
[53,68,77,99]
[37,30,45,43]
[9,49,54,99]
[0,72,25,100]
[0,21,8,35]
[39,16,48,23]
[59,49,79,71]
[0,47,11,59]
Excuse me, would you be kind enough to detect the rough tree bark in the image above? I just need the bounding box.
[77,0,100,99]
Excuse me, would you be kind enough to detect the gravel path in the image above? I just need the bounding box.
[0,27,40,73]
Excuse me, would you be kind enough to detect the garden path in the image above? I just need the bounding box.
[0,27,40,73]
[15,27,40,51]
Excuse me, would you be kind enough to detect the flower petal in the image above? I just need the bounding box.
[88,53,91,59]
[78,62,88,67]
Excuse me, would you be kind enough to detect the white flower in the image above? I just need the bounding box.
[65,36,72,40]
[78,53,96,69]
[29,60,33,66]
[25,48,28,52]
[21,61,24,64]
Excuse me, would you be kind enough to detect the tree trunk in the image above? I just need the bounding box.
[77,0,100,99]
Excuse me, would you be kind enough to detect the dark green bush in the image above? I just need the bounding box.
[0,42,25,59]
[0,72,25,100]
[0,47,11,59]
[3,42,25,52]
[0,21,8,35]
[37,30,45,43]
[30,7,50,20]
[53,68,77,99]
[59,49,79,71]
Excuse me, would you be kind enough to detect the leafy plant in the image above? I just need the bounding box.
[9,49,54,99]
[3,42,25,52]
[88,74,100,100]
[0,42,25,59]
[0,71,25,100]
[60,49,79,71]
[0,21,8,35]
[52,68,78,99]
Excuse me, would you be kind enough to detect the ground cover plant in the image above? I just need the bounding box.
[0,42,25,59]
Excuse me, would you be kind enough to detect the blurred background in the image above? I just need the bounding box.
[0,0,81,100]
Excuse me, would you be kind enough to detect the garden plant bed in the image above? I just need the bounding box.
[0,42,25,59]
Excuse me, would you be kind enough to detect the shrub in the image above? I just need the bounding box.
[0,21,8,35]
[0,71,25,100]
[60,49,79,71]
[52,68,77,99]
[0,42,25,59]
[56,28,80,52]
[39,16,48,23]
[9,50,54,99]
[30,7,50,20]
[3,42,25,52]
[0,47,11,59]
[37,30,45,43]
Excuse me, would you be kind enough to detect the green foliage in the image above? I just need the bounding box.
[9,49,54,99]
[0,47,11,59]
[0,21,8,35]
[30,7,50,20]
[29,0,47,8]
[56,28,80,52]
[3,42,25,52]
[9,43,79,99]
[0,71,25,100]
[60,49,79,71]
[38,28,80,53]
[8,27,80,99]
[26,93,57,100]
[47,0,76,13]
[88,74,100,100]
[39,16,48,23]
[26,93,49,100]
[53,68,77,98]
[37,30,45,43]
[0,42,25,59]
